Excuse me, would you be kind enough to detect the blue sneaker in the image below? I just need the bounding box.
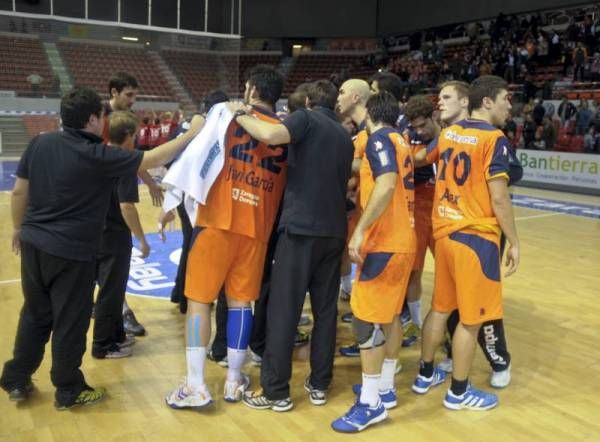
[341,312,354,323]
[331,400,388,433]
[412,367,447,394]
[339,343,360,357]
[351,384,397,409]
[443,384,498,411]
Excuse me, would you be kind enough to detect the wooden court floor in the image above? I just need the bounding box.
[0,185,599,441]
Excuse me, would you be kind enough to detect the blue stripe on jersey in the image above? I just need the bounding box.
[449,232,500,281]
[359,252,394,281]
[489,136,511,178]
[366,128,399,178]
[455,119,497,131]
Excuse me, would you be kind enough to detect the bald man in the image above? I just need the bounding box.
[336,79,371,329]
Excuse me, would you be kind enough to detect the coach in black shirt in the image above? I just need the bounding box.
[230,80,353,409]
[0,87,202,409]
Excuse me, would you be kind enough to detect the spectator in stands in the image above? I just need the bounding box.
[137,118,150,151]
[533,99,546,125]
[573,42,588,81]
[541,116,557,150]
[575,99,593,135]
[542,97,555,118]
[550,30,561,61]
[523,113,537,148]
[26,73,43,96]
[590,52,600,81]
[557,96,577,128]
[583,126,597,153]
[503,112,518,146]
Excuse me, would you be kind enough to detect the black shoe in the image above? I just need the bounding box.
[8,381,35,402]
[294,329,310,347]
[341,312,353,323]
[123,309,146,336]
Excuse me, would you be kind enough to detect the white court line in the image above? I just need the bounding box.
[0,278,20,285]
[515,212,564,221]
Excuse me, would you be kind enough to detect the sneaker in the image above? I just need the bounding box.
[339,286,351,302]
[165,381,213,411]
[224,373,250,403]
[298,314,312,327]
[294,330,310,347]
[490,364,511,389]
[437,358,454,373]
[402,323,420,347]
[351,384,397,409]
[400,309,411,328]
[117,335,136,349]
[339,343,360,357]
[55,387,106,410]
[123,309,146,336]
[242,389,293,412]
[93,343,133,359]
[412,367,447,394]
[443,384,498,411]
[395,363,402,375]
[8,381,35,402]
[249,350,262,367]
[304,378,327,406]
[341,312,353,323]
[331,400,388,433]
[105,346,133,359]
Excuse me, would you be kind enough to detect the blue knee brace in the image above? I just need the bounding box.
[227,307,253,350]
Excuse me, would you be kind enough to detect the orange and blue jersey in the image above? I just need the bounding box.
[197,106,287,243]
[426,119,511,240]
[359,127,416,253]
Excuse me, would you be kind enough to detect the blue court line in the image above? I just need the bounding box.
[512,194,600,220]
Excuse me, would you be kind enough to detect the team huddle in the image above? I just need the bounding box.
[2,64,521,434]
[165,68,521,433]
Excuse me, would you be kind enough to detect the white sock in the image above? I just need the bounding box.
[186,346,207,391]
[226,348,246,382]
[408,300,422,328]
[379,358,397,392]
[341,274,352,294]
[360,373,381,407]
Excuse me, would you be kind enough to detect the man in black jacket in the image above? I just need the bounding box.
[230,80,354,411]
[1,87,202,410]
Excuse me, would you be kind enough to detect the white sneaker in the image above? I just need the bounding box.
[224,373,251,403]
[165,380,213,410]
[490,364,511,388]
[437,358,453,373]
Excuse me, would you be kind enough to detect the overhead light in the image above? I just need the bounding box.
[292,44,302,49]
[145,41,150,46]
[122,36,139,42]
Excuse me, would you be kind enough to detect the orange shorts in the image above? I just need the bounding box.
[185,227,267,304]
[350,252,415,324]
[432,231,503,325]
[413,182,435,271]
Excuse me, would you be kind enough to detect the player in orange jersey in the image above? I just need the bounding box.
[412,76,519,411]
[400,95,442,344]
[417,80,517,388]
[165,65,287,411]
[332,92,416,433]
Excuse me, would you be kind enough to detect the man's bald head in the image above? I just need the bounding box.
[336,79,371,117]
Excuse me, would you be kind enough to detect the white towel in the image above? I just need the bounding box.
[162,103,233,223]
